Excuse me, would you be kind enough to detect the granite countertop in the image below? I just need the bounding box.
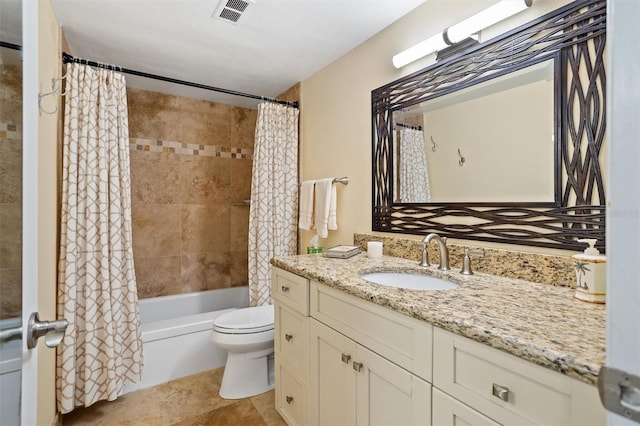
[271,253,606,386]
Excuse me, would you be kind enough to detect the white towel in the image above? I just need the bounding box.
[298,180,315,230]
[315,178,337,238]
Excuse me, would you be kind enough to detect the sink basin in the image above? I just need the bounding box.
[360,272,459,290]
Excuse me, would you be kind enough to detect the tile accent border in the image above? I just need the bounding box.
[130,137,253,159]
[0,122,22,140]
[354,233,575,288]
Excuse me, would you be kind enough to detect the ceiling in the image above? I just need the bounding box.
[1,0,425,109]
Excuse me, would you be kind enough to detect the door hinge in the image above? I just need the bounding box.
[598,366,640,423]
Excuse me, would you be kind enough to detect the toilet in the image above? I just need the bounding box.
[211,304,275,399]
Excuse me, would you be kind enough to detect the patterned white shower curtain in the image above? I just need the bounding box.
[248,102,299,306]
[57,63,142,413]
[399,128,431,202]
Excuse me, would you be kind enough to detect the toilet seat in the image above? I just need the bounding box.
[212,305,274,334]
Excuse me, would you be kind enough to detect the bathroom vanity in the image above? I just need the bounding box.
[271,254,606,426]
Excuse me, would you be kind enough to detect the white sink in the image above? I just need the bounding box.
[360,272,459,290]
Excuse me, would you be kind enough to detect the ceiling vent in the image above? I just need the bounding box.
[213,0,255,24]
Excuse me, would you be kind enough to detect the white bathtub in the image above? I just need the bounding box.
[123,287,249,394]
[0,317,21,426]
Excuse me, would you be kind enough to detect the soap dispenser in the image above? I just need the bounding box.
[572,239,606,304]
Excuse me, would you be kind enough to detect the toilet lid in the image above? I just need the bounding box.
[213,305,274,334]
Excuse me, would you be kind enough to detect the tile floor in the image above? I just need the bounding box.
[62,368,287,426]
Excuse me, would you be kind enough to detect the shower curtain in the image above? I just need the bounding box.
[398,128,431,203]
[57,63,142,413]
[248,102,299,306]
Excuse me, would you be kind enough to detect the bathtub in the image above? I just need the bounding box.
[0,317,21,426]
[123,286,249,394]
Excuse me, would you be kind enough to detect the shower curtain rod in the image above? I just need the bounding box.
[61,52,299,108]
[0,41,22,51]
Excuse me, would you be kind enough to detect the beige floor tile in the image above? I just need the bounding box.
[62,368,286,426]
[62,387,163,426]
[250,391,288,426]
[171,399,266,426]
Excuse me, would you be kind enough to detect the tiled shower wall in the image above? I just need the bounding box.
[0,64,22,320]
[127,88,257,299]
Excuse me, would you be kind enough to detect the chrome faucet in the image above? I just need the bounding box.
[419,233,450,271]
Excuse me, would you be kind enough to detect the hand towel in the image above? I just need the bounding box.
[328,182,338,231]
[315,178,337,238]
[298,180,315,230]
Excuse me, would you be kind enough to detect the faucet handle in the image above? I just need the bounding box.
[460,248,485,275]
[418,243,430,267]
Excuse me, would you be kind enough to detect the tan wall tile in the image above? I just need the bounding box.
[229,159,252,202]
[181,252,231,291]
[231,108,258,149]
[127,88,183,141]
[130,150,182,205]
[0,202,22,244]
[0,139,23,203]
[181,204,230,255]
[0,267,21,319]
[132,204,182,258]
[229,252,248,287]
[129,88,256,299]
[134,256,181,299]
[180,156,231,205]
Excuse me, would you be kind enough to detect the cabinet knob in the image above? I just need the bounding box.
[285,333,293,342]
[341,353,351,364]
[353,361,364,372]
[281,285,290,293]
[286,395,294,404]
[492,383,510,402]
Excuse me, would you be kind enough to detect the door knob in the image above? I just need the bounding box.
[26,312,69,349]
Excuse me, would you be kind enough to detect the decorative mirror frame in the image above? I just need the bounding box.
[372,0,606,252]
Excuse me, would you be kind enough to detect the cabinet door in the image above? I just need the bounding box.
[432,388,501,426]
[309,319,357,426]
[356,345,432,426]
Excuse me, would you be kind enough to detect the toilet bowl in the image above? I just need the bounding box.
[211,304,275,399]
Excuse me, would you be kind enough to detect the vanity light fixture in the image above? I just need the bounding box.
[392,0,532,68]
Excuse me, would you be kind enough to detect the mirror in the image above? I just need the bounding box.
[393,60,556,204]
[372,0,606,251]
[0,44,22,323]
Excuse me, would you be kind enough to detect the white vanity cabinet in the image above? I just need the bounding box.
[309,282,432,426]
[271,266,605,426]
[272,267,311,426]
[432,327,606,426]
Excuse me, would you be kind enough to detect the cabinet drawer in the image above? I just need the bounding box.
[310,281,432,382]
[272,267,309,315]
[434,327,571,425]
[432,388,501,426]
[275,357,309,426]
[275,302,309,379]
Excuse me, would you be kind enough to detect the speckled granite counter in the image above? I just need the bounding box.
[271,253,606,386]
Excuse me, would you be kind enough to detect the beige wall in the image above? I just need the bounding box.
[299,0,575,255]
[0,59,22,320]
[127,88,257,299]
[38,0,62,424]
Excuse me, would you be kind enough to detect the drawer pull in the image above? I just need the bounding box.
[285,333,293,342]
[281,285,290,293]
[353,361,364,372]
[341,353,351,364]
[492,383,509,402]
[286,395,294,404]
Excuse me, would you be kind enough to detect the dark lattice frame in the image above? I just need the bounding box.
[372,0,606,252]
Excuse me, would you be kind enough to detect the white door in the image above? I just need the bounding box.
[602,1,640,425]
